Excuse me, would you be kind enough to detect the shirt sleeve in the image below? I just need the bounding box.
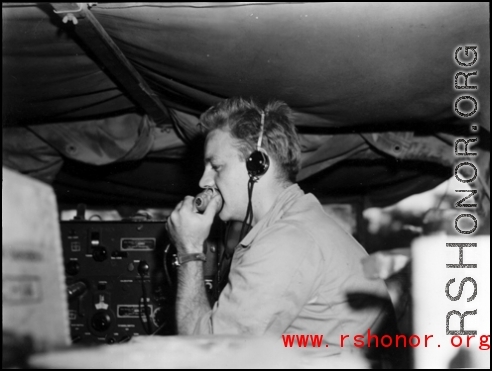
[193,221,323,335]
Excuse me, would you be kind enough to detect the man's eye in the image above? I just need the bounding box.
[212,165,221,172]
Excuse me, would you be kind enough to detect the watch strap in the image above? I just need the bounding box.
[174,252,207,266]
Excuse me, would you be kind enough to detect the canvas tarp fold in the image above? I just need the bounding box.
[2,2,489,212]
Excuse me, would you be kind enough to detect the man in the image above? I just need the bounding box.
[166,97,396,359]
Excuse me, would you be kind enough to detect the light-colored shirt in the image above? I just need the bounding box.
[194,184,393,356]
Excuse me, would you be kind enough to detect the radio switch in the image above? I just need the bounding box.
[90,231,100,246]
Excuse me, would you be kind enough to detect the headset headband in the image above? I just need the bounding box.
[257,111,265,151]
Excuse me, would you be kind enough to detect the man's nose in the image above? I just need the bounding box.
[198,168,215,189]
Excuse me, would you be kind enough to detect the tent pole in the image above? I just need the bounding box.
[50,3,170,127]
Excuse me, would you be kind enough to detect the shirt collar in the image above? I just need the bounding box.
[238,183,304,248]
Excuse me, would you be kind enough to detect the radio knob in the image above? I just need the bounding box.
[91,311,111,332]
[67,281,87,300]
[65,261,80,275]
[137,260,150,276]
[92,246,107,262]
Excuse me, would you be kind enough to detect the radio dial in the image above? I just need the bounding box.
[91,311,111,332]
[92,245,107,262]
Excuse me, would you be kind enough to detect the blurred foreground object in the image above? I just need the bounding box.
[29,335,370,369]
[362,248,411,281]
[2,167,70,367]
[362,248,411,323]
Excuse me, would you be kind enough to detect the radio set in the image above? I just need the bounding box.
[60,214,219,346]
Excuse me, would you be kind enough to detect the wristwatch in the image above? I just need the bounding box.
[173,252,207,266]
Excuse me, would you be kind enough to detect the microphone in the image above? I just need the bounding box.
[194,188,223,214]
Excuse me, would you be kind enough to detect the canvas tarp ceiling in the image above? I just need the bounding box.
[2,2,490,214]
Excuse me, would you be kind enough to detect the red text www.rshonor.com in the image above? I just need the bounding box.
[282,330,491,350]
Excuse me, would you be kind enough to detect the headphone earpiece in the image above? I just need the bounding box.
[247,148,270,178]
[246,111,270,181]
